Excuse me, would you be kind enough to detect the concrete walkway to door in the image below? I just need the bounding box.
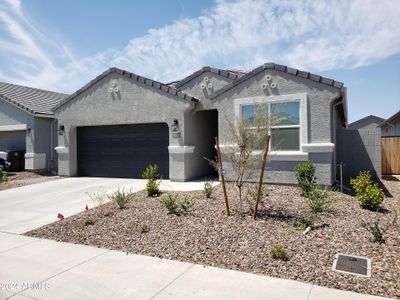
[0,177,214,234]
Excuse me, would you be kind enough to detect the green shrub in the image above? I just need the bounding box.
[108,188,133,209]
[146,179,160,197]
[159,193,195,215]
[0,165,7,182]
[361,212,397,243]
[203,180,213,198]
[142,164,160,180]
[294,161,316,196]
[84,218,95,226]
[306,186,329,215]
[87,191,107,207]
[142,164,161,197]
[270,244,289,261]
[351,171,384,210]
[138,224,149,234]
[293,216,312,230]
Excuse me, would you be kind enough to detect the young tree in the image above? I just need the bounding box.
[224,104,278,215]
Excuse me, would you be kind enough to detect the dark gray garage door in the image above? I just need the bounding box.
[0,131,26,151]
[77,123,169,178]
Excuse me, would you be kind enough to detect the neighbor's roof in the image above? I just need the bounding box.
[378,110,400,127]
[54,67,199,111]
[210,62,345,99]
[0,81,68,116]
[171,66,247,88]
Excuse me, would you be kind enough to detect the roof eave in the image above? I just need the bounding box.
[53,68,198,112]
[210,62,344,100]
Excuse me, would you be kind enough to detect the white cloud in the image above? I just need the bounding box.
[0,0,400,92]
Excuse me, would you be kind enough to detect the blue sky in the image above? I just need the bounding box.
[0,0,399,122]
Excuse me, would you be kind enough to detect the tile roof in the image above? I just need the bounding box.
[210,62,345,99]
[54,67,198,111]
[378,110,400,127]
[172,66,247,88]
[0,81,68,116]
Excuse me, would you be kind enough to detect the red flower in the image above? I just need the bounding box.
[57,213,64,220]
[85,204,89,211]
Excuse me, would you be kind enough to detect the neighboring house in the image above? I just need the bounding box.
[380,110,400,137]
[336,115,384,180]
[53,63,347,185]
[0,82,68,171]
[379,111,400,175]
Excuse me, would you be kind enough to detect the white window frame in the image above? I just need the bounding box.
[234,93,308,159]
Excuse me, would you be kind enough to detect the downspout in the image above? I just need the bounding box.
[50,119,56,172]
[330,94,346,185]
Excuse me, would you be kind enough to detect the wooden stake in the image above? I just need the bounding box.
[253,135,270,220]
[215,136,230,216]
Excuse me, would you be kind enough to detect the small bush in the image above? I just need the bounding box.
[142,164,161,197]
[0,165,7,182]
[142,164,160,180]
[293,216,312,230]
[351,171,384,210]
[306,186,329,215]
[294,161,316,196]
[361,212,397,243]
[159,193,195,215]
[108,188,133,209]
[84,218,95,226]
[203,180,213,198]
[270,244,289,261]
[87,191,107,207]
[138,224,149,234]
[146,179,160,197]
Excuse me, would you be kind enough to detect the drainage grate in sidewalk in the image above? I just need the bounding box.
[332,253,371,277]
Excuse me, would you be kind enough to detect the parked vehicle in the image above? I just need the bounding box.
[0,150,25,172]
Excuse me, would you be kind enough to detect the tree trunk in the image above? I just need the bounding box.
[253,134,270,220]
[215,136,230,216]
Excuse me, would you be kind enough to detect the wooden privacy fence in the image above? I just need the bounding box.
[382,137,400,175]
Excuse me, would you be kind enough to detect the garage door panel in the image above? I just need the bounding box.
[77,124,169,178]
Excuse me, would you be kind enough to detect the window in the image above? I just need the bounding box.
[240,101,300,151]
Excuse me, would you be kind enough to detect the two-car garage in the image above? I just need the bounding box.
[77,123,169,178]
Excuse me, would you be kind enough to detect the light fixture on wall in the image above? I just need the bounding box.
[26,127,31,133]
[171,119,181,138]
[58,125,65,136]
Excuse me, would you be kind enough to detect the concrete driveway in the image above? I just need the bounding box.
[0,177,218,234]
[0,177,147,234]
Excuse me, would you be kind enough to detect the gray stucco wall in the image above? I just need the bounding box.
[33,117,57,170]
[337,124,381,180]
[55,72,196,180]
[208,69,341,185]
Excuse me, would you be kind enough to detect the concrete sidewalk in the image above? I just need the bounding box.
[0,232,389,300]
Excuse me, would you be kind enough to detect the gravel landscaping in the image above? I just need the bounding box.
[0,171,60,190]
[26,178,399,298]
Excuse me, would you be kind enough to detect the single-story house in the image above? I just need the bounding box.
[380,110,400,137]
[379,111,400,175]
[0,81,68,171]
[53,63,347,185]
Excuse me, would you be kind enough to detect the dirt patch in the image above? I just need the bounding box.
[25,180,400,298]
[0,171,60,190]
